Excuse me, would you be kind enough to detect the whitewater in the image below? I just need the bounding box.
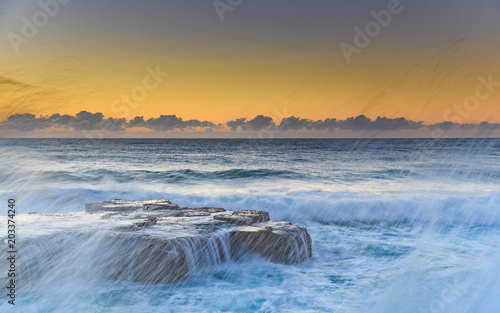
[1,138,499,312]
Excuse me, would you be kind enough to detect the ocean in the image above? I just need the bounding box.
[1,138,499,312]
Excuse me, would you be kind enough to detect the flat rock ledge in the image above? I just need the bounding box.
[83,199,313,284]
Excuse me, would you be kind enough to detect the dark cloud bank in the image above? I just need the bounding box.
[2,111,500,134]
[1,112,219,132]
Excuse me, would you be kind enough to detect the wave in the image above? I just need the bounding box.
[5,165,500,189]
[5,185,500,227]
[11,168,305,184]
[170,191,500,227]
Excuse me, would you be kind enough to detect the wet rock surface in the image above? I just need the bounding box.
[213,210,270,225]
[4,200,312,286]
[230,221,313,264]
[85,199,313,283]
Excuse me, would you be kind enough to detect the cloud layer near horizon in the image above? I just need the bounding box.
[2,111,500,134]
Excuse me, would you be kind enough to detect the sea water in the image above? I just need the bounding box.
[0,138,499,312]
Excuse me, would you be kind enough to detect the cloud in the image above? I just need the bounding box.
[429,121,460,131]
[276,116,313,131]
[226,115,275,131]
[429,121,500,131]
[127,116,146,128]
[245,115,274,131]
[50,113,74,126]
[126,115,217,131]
[69,111,126,131]
[338,115,372,131]
[226,115,423,132]
[1,112,500,135]
[226,118,247,131]
[1,112,216,133]
[310,118,339,131]
[1,111,126,132]
[476,122,500,130]
[1,113,53,131]
[274,115,423,132]
[365,116,423,131]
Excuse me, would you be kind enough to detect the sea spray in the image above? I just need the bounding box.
[1,138,499,312]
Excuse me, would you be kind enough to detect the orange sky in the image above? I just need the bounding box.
[1,0,500,134]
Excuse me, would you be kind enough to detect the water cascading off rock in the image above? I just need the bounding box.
[7,199,312,285]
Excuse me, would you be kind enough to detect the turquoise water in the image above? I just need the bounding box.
[1,138,499,312]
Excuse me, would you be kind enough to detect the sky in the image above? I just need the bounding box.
[1,0,499,137]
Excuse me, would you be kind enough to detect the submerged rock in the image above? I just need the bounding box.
[3,200,312,286]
